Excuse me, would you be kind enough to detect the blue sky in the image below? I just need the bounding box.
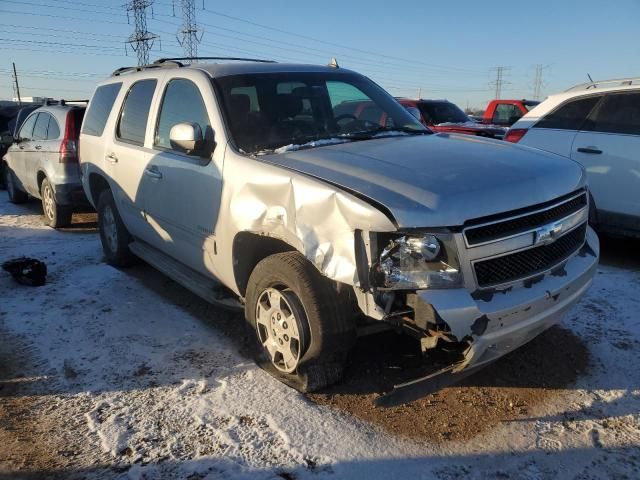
[1,0,638,108]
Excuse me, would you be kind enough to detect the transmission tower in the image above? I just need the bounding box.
[490,66,507,99]
[125,0,159,66]
[533,64,544,100]
[174,0,202,59]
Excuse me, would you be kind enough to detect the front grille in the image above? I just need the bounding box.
[465,192,587,246]
[474,223,587,287]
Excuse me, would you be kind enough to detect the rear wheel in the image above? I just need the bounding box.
[245,251,355,392]
[41,178,72,228]
[6,168,28,204]
[97,189,135,267]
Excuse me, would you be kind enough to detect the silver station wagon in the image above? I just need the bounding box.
[79,58,599,405]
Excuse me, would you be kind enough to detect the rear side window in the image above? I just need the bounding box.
[534,96,601,130]
[83,83,122,137]
[492,104,521,124]
[33,113,49,141]
[19,113,38,140]
[47,115,60,139]
[155,79,211,151]
[583,92,640,135]
[117,79,157,145]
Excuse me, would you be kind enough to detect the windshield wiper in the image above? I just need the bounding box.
[339,126,430,139]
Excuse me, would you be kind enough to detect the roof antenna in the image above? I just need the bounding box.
[329,57,339,68]
[587,73,594,82]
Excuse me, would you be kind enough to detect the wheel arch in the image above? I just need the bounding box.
[88,172,111,207]
[232,231,295,297]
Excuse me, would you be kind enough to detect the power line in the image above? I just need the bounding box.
[125,0,161,65]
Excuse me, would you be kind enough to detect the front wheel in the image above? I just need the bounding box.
[41,178,72,228]
[245,251,355,392]
[97,189,135,267]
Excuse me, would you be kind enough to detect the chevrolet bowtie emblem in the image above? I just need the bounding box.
[534,221,564,246]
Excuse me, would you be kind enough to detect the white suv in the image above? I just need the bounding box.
[79,58,598,405]
[506,78,640,237]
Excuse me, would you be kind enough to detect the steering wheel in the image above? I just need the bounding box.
[334,113,358,124]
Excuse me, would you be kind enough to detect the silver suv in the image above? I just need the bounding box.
[79,58,599,404]
[3,102,87,227]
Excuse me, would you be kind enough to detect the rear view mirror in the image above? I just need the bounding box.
[169,123,206,156]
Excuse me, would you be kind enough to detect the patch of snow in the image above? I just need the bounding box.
[1,192,639,479]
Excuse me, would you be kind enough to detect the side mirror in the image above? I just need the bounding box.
[169,122,207,156]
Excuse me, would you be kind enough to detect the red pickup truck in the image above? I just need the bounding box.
[479,99,540,126]
[396,98,507,139]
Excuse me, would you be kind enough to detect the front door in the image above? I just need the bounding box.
[142,78,223,276]
[571,91,640,230]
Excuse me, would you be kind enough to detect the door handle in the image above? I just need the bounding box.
[576,147,603,154]
[105,153,118,163]
[35,145,42,150]
[144,166,163,179]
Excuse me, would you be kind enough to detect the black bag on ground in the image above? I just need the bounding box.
[2,257,47,286]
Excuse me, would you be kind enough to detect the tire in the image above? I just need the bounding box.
[245,251,355,392]
[40,178,72,228]
[0,162,6,190]
[97,189,135,267]
[6,167,28,204]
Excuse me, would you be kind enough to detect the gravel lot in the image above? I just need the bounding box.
[1,192,639,479]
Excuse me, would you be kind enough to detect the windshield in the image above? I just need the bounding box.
[417,101,469,125]
[214,72,427,154]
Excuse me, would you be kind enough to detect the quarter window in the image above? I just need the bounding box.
[117,79,156,145]
[18,113,38,141]
[47,115,60,139]
[33,113,49,141]
[82,83,122,137]
[583,92,640,135]
[534,96,601,131]
[155,79,211,152]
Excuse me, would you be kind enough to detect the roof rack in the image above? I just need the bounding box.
[111,56,276,77]
[111,61,182,77]
[154,56,277,64]
[42,99,89,106]
[566,76,640,92]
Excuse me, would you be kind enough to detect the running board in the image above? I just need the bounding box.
[129,240,243,311]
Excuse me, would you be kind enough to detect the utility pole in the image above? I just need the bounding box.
[533,64,544,100]
[174,0,202,59]
[12,62,21,105]
[125,0,159,66]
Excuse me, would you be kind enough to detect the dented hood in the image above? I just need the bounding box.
[262,133,586,228]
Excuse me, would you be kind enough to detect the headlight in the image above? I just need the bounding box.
[373,233,462,289]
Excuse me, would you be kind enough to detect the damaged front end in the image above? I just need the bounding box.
[364,191,600,406]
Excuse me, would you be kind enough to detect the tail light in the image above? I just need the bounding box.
[504,128,528,143]
[59,112,78,163]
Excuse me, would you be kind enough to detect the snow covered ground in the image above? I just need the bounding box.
[1,192,639,479]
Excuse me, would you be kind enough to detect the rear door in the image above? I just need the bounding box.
[521,95,602,157]
[9,112,39,189]
[107,78,159,240]
[571,91,640,229]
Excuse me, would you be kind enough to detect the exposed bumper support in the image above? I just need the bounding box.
[375,227,599,406]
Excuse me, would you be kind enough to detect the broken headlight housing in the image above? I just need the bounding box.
[373,233,462,289]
